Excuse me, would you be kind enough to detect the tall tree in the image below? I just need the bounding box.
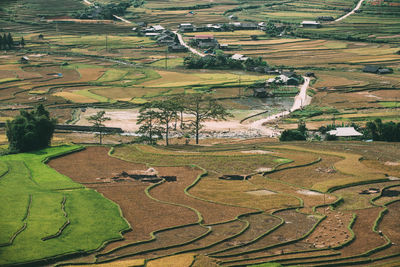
[7,33,13,49]
[185,94,231,144]
[0,35,3,50]
[87,111,111,145]
[136,103,162,144]
[154,99,177,146]
[6,104,56,153]
[20,36,25,48]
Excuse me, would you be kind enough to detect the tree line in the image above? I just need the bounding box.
[0,33,24,50]
[184,51,269,72]
[135,94,230,145]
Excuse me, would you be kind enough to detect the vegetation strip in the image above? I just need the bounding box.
[41,196,70,241]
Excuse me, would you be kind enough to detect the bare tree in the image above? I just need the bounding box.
[88,111,110,145]
[136,103,163,144]
[154,99,177,146]
[185,94,231,144]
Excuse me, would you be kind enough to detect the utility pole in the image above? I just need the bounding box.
[238,75,241,97]
[105,35,108,52]
[165,46,168,69]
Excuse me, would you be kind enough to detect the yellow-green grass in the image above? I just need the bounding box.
[191,175,300,211]
[274,145,386,192]
[49,35,156,50]
[77,89,112,103]
[54,91,98,103]
[149,58,184,68]
[0,78,20,84]
[147,253,196,267]
[113,144,283,179]
[0,145,129,265]
[379,102,400,108]
[65,259,145,267]
[96,69,129,83]
[140,70,269,88]
[184,30,266,37]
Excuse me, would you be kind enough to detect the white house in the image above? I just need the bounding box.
[231,54,248,61]
[328,127,363,137]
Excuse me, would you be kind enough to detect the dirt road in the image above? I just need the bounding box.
[248,77,311,136]
[174,31,206,57]
[335,0,366,22]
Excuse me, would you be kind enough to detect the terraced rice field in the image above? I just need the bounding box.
[41,142,400,266]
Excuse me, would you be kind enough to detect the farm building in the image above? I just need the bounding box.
[143,25,165,33]
[253,88,269,98]
[301,21,321,28]
[316,16,334,21]
[362,65,393,74]
[205,24,223,31]
[168,44,188,52]
[230,22,258,30]
[20,56,29,64]
[192,35,219,48]
[231,54,248,61]
[328,127,363,138]
[179,23,195,32]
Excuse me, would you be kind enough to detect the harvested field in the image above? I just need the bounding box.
[97,224,208,262]
[213,209,319,259]
[204,213,282,255]
[149,166,254,224]
[125,220,247,260]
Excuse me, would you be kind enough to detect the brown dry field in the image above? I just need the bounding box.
[370,201,400,259]
[125,220,247,260]
[48,147,199,246]
[213,209,319,259]
[98,224,209,261]
[200,213,282,255]
[149,166,254,224]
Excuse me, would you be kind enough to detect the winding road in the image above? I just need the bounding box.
[249,77,311,135]
[174,31,206,57]
[335,0,366,22]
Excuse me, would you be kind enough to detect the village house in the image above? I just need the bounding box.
[301,21,321,28]
[205,24,223,32]
[191,35,219,49]
[316,16,334,21]
[143,24,165,33]
[20,56,29,64]
[230,22,258,30]
[362,65,393,74]
[231,54,248,61]
[328,127,363,139]
[179,23,195,32]
[168,44,188,52]
[267,72,300,86]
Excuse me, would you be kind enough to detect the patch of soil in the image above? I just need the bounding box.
[246,189,276,196]
[370,201,400,259]
[241,150,274,155]
[340,207,387,257]
[297,189,323,196]
[304,208,353,249]
[48,147,199,249]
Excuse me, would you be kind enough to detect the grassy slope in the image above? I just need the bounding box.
[0,145,129,265]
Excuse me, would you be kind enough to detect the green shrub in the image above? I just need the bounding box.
[6,105,56,153]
